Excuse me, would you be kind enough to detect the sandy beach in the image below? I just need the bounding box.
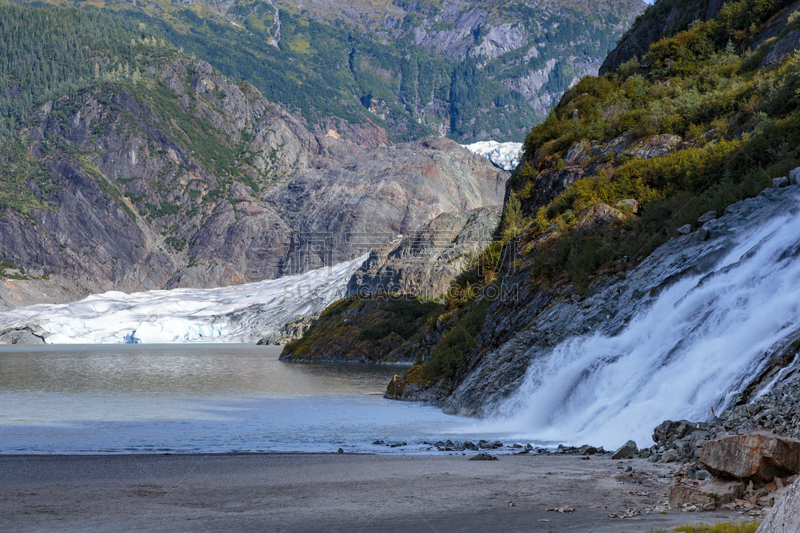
[0,453,755,532]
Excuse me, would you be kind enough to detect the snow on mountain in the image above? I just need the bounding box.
[0,255,368,344]
[462,141,523,171]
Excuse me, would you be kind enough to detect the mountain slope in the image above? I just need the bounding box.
[11,0,645,144]
[0,2,506,308]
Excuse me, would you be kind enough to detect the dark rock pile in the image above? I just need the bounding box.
[644,375,800,466]
[714,376,800,439]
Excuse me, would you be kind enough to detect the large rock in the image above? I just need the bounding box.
[699,432,800,484]
[757,477,800,533]
[612,440,638,459]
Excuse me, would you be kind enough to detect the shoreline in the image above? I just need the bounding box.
[0,453,754,532]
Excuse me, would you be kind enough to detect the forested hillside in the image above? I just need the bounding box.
[9,0,644,144]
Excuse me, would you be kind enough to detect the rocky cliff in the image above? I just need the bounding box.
[347,206,501,300]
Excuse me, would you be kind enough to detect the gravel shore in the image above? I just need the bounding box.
[0,453,758,532]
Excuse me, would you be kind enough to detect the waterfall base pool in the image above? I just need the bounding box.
[0,344,531,454]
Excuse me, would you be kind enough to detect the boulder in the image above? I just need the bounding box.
[615,198,640,215]
[773,176,789,188]
[669,478,745,510]
[697,211,717,224]
[756,477,800,533]
[654,420,700,445]
[579,444,598,455]
[677,224,692,235]
[612,440,638,460]
[790,167,800,186]
[662,449,679,463]
[574,204,626,231]
[699,432,800,484]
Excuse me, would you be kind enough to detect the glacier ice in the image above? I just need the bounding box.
[0,255,368,344]
[462,141,523,171]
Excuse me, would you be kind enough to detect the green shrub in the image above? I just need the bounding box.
[423,297,491,379]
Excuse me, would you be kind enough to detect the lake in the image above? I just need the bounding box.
[0,344,514,454]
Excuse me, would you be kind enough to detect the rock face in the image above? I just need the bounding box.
[699,432,800,484]
[0,58,507,310]
[268,138,507,271]
[612,440,639,460]
[346,207,501,300]
[0,324,47,344]
[757,477,800,533]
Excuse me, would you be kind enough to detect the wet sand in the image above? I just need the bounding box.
[0,453,754,532]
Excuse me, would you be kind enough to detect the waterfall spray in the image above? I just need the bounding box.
[474,191,800,448]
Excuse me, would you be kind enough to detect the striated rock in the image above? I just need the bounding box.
[267,137,508,271]
[699,432,800,484]
[256,315,316,345]
[0,323,47,344]
[523,167,586,211]
[346,207,501,300]
[612,440,638,459]
[757,476,800,533]
[760,30,800,68]
[564,141,592,166]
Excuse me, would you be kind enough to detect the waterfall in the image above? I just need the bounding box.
[477,193,800,449]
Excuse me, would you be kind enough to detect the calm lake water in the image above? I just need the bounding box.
[0,344,511,454]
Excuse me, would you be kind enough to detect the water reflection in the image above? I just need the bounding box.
[0,344,398,396]
[0,344,488,453]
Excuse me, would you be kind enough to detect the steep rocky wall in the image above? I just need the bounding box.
[346,206,501,300]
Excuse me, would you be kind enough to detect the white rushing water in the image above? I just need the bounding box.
[0,255,368,344]
[476,194,800,448]
[462,141,523,171]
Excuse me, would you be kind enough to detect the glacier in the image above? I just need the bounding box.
[462,141,523,171]
[0,255,368,344]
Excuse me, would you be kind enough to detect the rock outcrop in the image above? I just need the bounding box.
[279,296,444,364]
[699,433,800,484]
[599,0,732,74]
[346,207,501,301]
[385,365,453,404]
